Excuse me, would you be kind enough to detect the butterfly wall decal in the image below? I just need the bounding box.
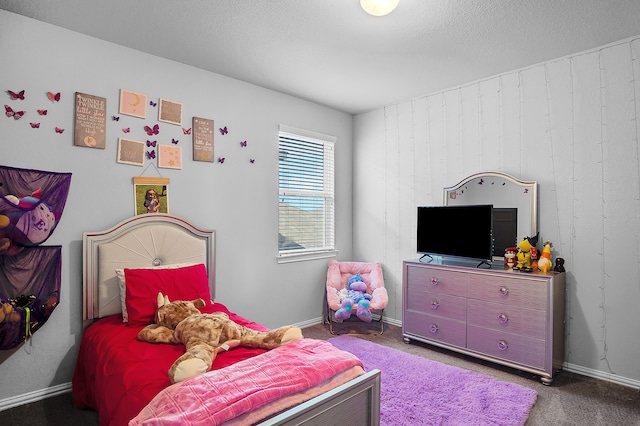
[7,90,25,100]
[38,109,48,115]
[182,128,191,135]
[144,124,160,136]
[146,140,156,147]
[250,159,255,163]
[171,138,179,144]
[112,115,120,121]
[30,122,40,128]
[240,140,247,147]
[478,179,484,185]
[149,100,157,107]
[219,126,228,135]
[146,150,156,159]
[122,128,131,133]
[4,105,24,119]
[55,127,64,134]
[218,157,225,164]
[47,92,61,102]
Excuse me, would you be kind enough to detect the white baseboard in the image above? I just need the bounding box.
[383,317,402,327]
[563,362,640,390]
[292,317,325,329]
[293,316,402,329]
[0,382,71,412]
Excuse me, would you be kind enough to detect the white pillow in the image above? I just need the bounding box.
[115,263,196,322]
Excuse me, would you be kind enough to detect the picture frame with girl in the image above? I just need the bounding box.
[132,177,169,215]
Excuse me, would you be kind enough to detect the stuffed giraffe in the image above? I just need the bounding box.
[137,292,303,383]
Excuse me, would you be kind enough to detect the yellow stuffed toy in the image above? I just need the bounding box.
[137,293,303,383]
[514,233,539,272]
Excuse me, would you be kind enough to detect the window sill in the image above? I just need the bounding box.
[277,249,338,264]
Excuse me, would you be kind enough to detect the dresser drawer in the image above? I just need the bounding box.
[467,325,545,369]
[406,291,466,322]
[467,299,546,340]
[405,265,466,297]
[404,310,466,348]
[467,274,547,310]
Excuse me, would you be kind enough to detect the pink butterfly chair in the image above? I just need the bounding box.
[324,260,388,335]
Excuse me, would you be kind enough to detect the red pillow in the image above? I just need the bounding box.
[124,263,211,327]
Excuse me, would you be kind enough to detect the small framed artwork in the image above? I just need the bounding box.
[158,98,183,125]
[158,144,182,169]
[117,138,145,166]
[74,92,107,149]
[192,116,214,162]
[119,89,147,119]
[133,177,169,215]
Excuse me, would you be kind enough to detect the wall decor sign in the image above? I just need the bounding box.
[117,138,145,166]
[119,89,147,119]
[192,116,214,162]
[133,176,169,215]
[74,92,107,149]
[158,144,182,169]
[158,98,183,125]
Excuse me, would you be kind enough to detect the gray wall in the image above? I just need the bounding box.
[353,37,640,387]
[0,10,353,402]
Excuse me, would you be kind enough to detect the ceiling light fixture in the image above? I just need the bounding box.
[360,0,399,17]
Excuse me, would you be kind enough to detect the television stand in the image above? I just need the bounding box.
[402,259,565,385]
[476,260,492,269]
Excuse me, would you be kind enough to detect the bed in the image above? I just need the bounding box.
[72,213,381,426]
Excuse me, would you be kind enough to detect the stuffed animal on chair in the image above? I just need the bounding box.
[335,273,373,322]
[137,293,303,383]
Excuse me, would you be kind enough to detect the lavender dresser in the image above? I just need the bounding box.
[402,260,566,384]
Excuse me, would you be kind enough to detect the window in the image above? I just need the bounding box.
[278,125,336,263]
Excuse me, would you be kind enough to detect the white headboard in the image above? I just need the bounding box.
[83,214,215,322]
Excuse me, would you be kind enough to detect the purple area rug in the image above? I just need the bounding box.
[328,335,537,426]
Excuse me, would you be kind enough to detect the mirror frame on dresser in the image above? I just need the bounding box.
[443,171,538,258]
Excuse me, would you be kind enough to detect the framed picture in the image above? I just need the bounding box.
[133,177,170,215]
[158,98,183,125]
[74,92,107,149]
[192,116,214,162]
[158,145,182,169]
[117,138,145,166]
[119,89,147,119]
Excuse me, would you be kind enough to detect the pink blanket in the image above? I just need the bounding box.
[130,339,363,425]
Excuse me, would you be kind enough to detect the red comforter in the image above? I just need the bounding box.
[72,302,274,426]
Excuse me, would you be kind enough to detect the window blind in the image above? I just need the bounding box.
[278,126,335,259]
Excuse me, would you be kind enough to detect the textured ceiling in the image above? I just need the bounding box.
[2,0,640,114]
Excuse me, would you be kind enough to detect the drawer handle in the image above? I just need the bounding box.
[497,340,509,351]
[429,323,439,333]
[431,300,440,310]
[498,286,509,296]
[497,313,509,324]
[430,277,439,286]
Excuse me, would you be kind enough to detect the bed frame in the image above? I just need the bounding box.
[82,213,381,425]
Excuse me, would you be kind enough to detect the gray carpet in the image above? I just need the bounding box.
[3,323,639,425]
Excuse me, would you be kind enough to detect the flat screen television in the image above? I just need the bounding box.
[417,204,494,263]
